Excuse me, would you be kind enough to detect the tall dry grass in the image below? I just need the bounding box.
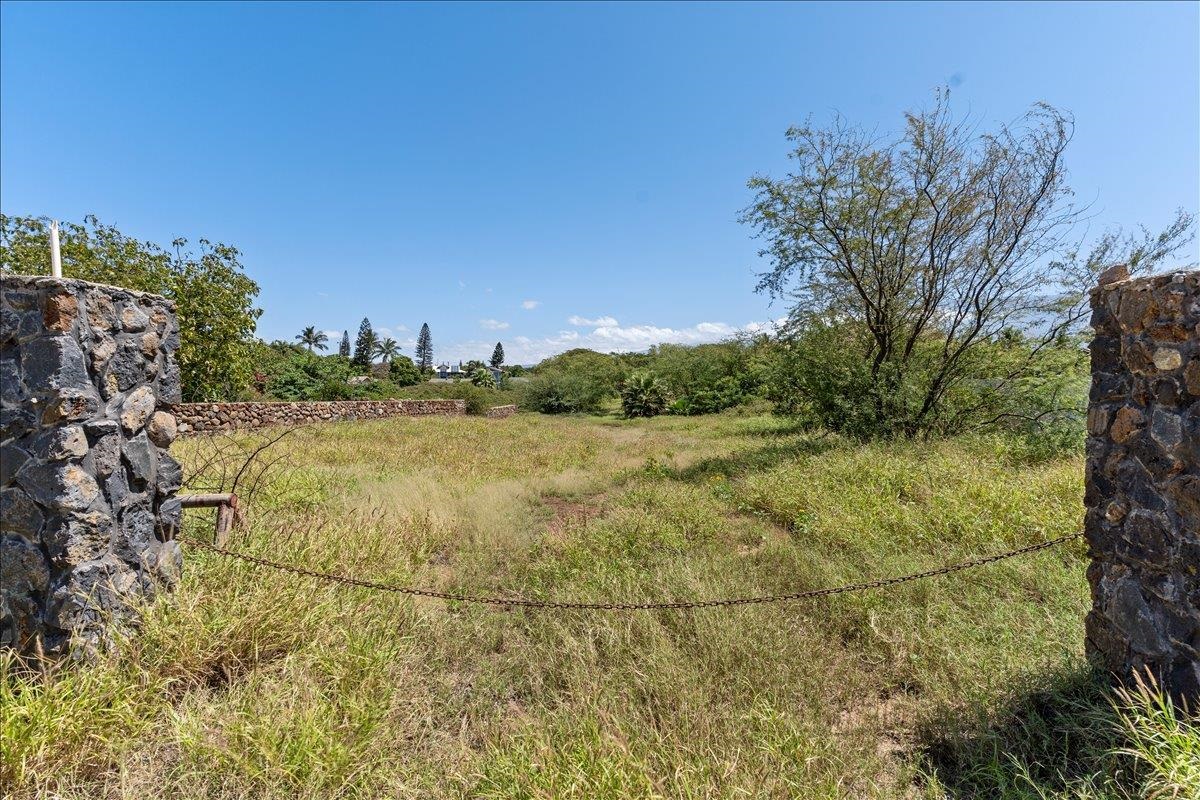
[3,413,1194,799]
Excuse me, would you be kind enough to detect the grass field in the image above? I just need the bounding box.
[3,412,1196,799]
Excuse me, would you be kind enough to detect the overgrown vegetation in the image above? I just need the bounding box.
[3,413,1194,798]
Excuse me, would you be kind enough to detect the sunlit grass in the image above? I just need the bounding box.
[3,412,1191,798]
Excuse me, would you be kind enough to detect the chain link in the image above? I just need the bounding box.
[176,531,1084,611]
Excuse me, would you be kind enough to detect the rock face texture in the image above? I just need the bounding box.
[172,398,466,432]
[485,404,518,419]
[1085,269,1199,704]
[1,274,182,656]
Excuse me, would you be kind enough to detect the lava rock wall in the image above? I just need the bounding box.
[1085,268,1199,703]
[1,274,182,656]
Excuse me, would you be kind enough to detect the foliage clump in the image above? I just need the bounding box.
[1,214,262,401]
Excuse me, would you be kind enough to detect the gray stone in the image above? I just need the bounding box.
[17,461,100,512]
[119,304,149,332]
[31,425,89,461]
[52,511,114,563]
[0,487,44,540]
[110,337,149,392]
[88,432,122,479]
[157,497,182,538]
[0,351,23,405]
[0,534,50,648]
[21,335,89,389]
[121,431,157,491]
[0,443,30,487]
[1150,407,1183,452]
[155,452,182,497]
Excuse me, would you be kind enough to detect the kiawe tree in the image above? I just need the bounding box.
[415,323,433,372]
[741,91,1195,438]
[296,326,328,353]
[352,318,376,372]
[490,342,505,368]
[338,330,351,358]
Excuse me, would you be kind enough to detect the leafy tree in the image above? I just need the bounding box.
[264,349,352,401]
[352,318,375,372]
[469,367,497,389]
[490,342,505,368]
[621,371,669,418]
[373,337,400,364]
[741,92,1195,437]
[415,323,433,372]
[0,213,261,401]
[296,326,329,352]
[464,359,486,373]
[338,330,351,358]
[388,355,422,386]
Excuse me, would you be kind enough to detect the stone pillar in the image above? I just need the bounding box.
[1085,267,1199,704]
[1,275,183,656]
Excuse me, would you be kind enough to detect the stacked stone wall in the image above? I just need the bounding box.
[485,404,518,419]
[173,398,466,432]
[1,275,182,655]
[1085,268,1199,703]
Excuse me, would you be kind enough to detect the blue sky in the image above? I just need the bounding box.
[3,1,1197,364]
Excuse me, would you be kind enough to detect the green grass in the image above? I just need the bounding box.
[3,413,1195,799]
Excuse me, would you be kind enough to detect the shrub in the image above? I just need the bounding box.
[388,356,422,387]
[470,368,497,389]
[519,371,610,414]
[621,371,669,418]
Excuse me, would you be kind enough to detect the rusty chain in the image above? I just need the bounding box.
[176,531,1084,611]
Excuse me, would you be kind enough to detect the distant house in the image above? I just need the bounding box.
[432,362,505,383]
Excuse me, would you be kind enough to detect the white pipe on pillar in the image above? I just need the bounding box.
[49,220,63,278]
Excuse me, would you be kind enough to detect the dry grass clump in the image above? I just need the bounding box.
[3,413,1192,799]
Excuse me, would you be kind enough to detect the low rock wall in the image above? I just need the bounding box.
[173,399,466,432]
[485,404,518,419]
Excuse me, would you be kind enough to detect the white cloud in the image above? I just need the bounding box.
[479,319,510,330]
[567,315,619,327]
[521,300,540,310]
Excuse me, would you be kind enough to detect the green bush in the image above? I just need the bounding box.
[620,371,669,418]
[264,350,353,401]
[388,356,422,387]
[470,368,497,389]
[760,320,1090,441]
[519,371,611,414]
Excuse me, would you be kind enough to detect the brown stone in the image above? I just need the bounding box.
[85,290,115,330]
[146,411,177,447]
[1109,406,1144,443]
[119,386,156,433]
[139,332,160,358]
[1097,263,1130,285]
[1184,359,1200,397]
[42,292,78,332]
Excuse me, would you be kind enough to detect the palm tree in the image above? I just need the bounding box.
[296,326,329,353]
[372,337,400,364]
